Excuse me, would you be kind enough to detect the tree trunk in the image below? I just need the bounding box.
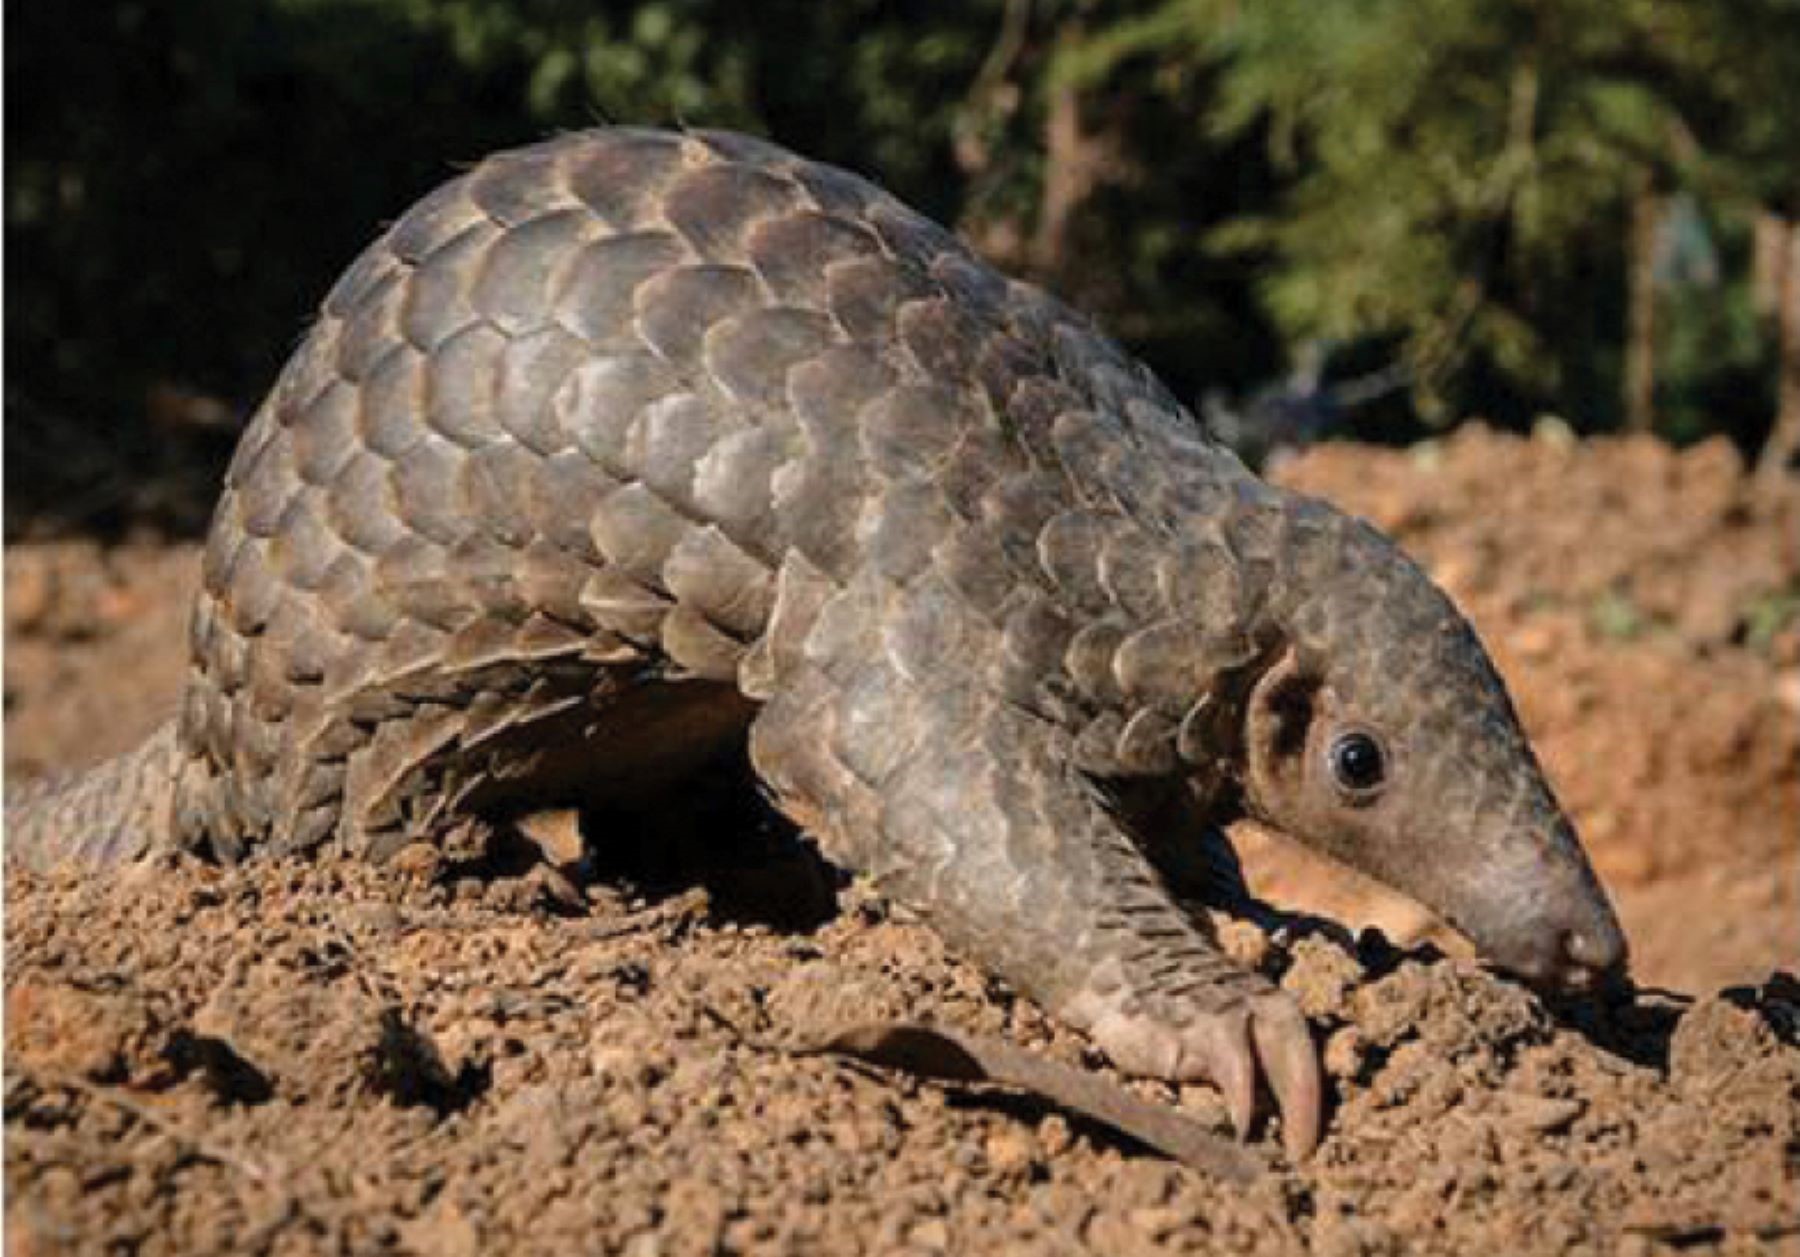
[1034,59,1113,282]
[1756,212,1800,487]
[1622,185,1661,434]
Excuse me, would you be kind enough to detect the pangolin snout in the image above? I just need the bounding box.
[1561,922,1627,977]
[1491,906,1628,994]
[1448,809,1630,995]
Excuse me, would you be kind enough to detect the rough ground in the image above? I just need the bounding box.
[6,428,1799,1254]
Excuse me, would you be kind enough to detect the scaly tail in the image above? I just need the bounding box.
[5,721,182,871]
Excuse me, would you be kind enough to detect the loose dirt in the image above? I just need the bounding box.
[6,428,1798,1254]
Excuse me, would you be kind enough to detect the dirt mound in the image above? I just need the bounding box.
[7,859,1797,1256]
[4,540,194,782]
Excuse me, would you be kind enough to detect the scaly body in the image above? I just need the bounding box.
[7,128,1627,1156]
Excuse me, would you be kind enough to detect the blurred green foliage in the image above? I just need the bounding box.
[1075,0,1800,436]
[7,0,1798,533]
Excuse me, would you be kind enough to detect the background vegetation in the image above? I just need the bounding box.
[8,0,1799,534]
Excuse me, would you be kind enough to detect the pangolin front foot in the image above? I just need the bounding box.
[752,664,1330,1158]
[1069,982,1322,1159]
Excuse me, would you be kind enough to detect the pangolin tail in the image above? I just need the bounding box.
[5,721,182,871]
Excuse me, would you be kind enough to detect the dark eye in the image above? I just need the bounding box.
[1329,731,1386,794]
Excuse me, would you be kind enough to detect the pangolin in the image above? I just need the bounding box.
[5,127,1628,1157]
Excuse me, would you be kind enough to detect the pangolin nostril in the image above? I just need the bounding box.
[1561,924,1626,975]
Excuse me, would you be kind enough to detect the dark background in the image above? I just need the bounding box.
[8,0,1799,537]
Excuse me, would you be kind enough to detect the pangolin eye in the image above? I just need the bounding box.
[1328,731,1385,794]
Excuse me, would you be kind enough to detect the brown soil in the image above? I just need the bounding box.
[6,429,1799,1254]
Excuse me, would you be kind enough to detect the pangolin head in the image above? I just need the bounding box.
[1232,495,1627,993]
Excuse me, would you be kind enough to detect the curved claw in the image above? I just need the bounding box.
[1079,989,1323,1160]
[1249,993,1322,1159]
[1195,1012,1257,1140]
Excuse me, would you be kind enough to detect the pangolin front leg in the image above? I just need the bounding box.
[748,612,1323,1158]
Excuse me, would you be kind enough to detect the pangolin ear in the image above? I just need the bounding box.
[1246,650,1319,779]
